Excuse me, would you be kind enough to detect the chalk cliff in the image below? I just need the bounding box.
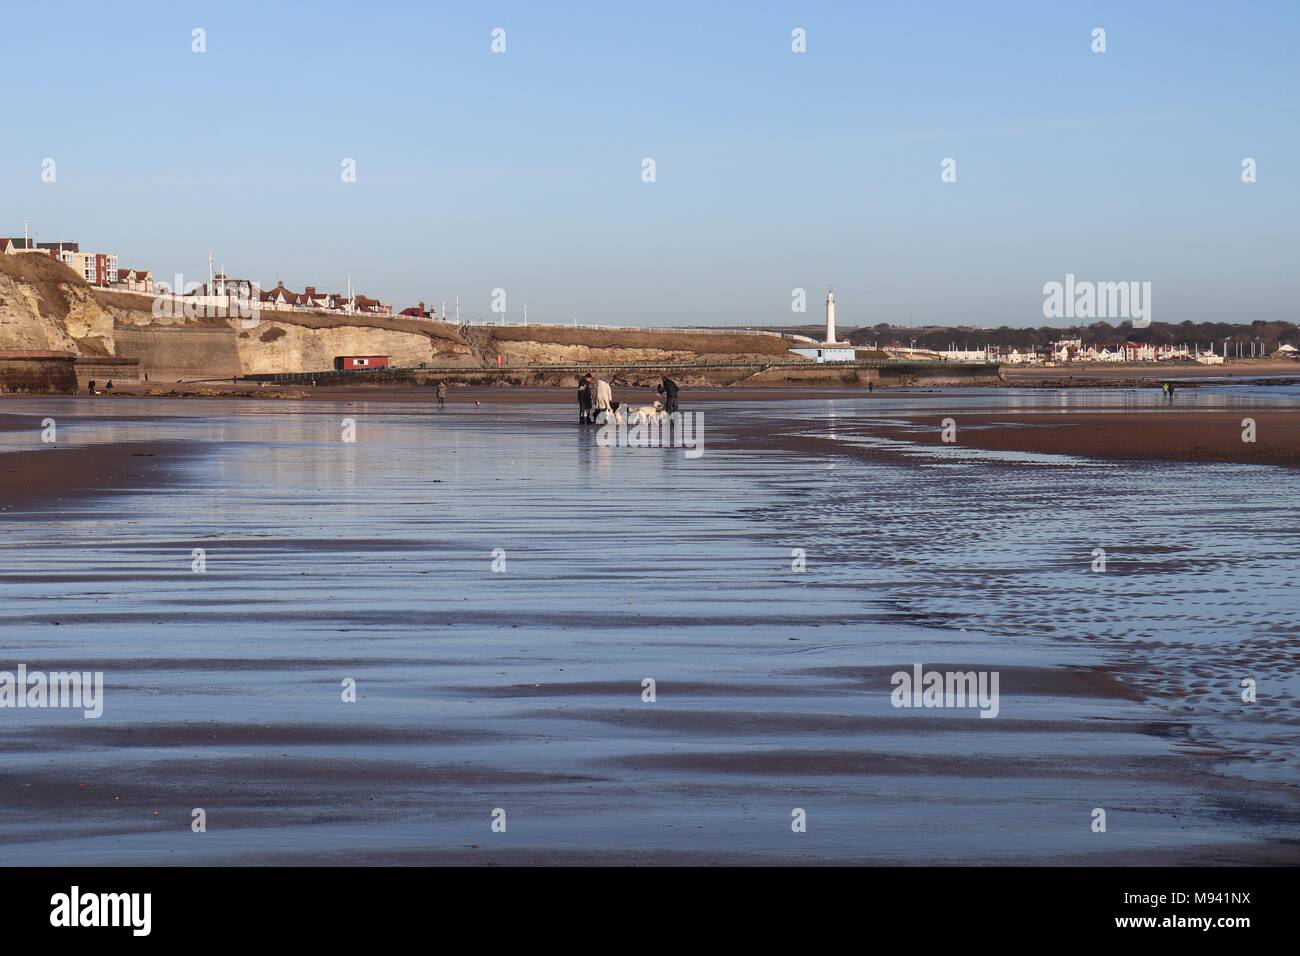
[0,252,115,355]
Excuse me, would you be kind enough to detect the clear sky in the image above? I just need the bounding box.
[3,1,1297,327]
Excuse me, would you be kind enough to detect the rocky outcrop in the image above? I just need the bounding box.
[0,253,115,356]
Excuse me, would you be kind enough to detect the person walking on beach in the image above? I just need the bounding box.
[436,381,447,409]
[578,374,594,424]
[657,376,680,414]
[87,380,97,396]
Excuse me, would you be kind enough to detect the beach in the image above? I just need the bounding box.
[1,385,1297,865]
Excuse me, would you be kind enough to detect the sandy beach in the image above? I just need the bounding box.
[1,386,1297,865]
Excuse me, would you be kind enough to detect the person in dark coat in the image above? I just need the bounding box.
[657,376,680,414]
[578,374,594,424]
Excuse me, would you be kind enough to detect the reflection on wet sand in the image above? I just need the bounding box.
[0,390,1297,865]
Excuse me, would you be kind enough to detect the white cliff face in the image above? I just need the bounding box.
[235,322,477,374]
[0,255,115,355]
[0,273,69,350]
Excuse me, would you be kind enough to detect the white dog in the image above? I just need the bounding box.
[631,400,665,422]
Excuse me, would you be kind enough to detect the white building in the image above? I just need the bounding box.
[788,346,858,363]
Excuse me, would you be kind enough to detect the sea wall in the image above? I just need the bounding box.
[113,327,242,381]
[75,356,143,387]
[877,363,1003,386]
[0,351,78,394]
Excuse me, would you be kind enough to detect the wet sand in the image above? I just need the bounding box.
[883,411,1300,467]
[1003,361,1300,386]
[735,411,1300,469]
[31,369,1300,404]
[1,391,1298,865]
[0,440,198,510]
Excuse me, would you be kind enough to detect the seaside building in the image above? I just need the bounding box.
[1120,342,1156,362]
[299,286,338,311]
[3,237,80,261]
[263,282,299,311]
[1004,348,1044,364]
[183,272,260,308]
[399,302,437,319]
[334,355,390,370]
[115,268,154,294]
[37,241,78,255]
[65,251,117,286]
[352,294,392,316]
[0,237,36,254]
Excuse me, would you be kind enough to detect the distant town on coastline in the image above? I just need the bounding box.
[0,230,402,318]
[2,225,1297,366]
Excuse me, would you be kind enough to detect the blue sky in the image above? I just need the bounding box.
[3,1,1297,327]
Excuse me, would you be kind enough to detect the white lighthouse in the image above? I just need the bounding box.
[787,286,857,363]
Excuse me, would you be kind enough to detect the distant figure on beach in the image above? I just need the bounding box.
[105,380,114,392]
[87,380,97,396]
[657,376,680,414]
[436,381,447,409]
[593,377,614,423]
[578,374,594,424]
[1168,382,1176,402]
[868,381,874,394]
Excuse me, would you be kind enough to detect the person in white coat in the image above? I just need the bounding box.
[592,378,614,422]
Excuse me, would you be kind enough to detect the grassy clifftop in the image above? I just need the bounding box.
[482,324,792,356]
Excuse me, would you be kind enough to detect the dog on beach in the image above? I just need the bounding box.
[631,400,665,422]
